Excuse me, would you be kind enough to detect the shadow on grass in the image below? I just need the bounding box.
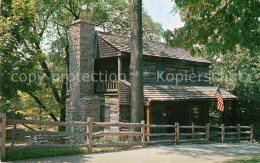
[8,143,260,162]
[6,148,88,161]
[7,146,141,162]
[224,153,260,163]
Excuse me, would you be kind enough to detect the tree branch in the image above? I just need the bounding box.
[39,59,62,104]
[63,0,80,20]
[52,20,69,29]
[203,0,234,27]
[26,92,58,121]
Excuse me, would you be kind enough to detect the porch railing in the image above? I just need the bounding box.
[95,81,118,93]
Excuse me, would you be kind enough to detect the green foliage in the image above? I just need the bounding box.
[224,152,260,163]
[165,0,260,140]
[208,51,260,139]
[93,136,118,144]
[6,148,87,161]
[0,0,163,121]
[0,96,25,119]
[165,0,259,55]
[53,0,163,41]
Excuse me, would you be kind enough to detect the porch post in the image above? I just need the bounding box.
[222,101,227,124]
[146,103,151,141]
[188,102,192,124]
[221,111,226,125]
[206,102,210,123]
[118,56,122,80]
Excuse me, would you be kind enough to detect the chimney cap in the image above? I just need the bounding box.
[70,19,95,26]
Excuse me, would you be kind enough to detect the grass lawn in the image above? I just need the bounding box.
[6,146,133,161]
[224,153,260,163]
[6,148,87,161]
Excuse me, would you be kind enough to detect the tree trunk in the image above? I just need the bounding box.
[130,0,144,126]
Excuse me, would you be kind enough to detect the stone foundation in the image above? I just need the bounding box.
[30,135,70,145]
[98,93,120,132]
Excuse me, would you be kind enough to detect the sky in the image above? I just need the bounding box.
[143,0,184,31]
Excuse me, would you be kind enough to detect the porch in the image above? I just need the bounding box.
[117,81,238,139]
[94,81,118,93]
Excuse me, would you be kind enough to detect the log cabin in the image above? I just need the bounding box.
[66,20,238,133]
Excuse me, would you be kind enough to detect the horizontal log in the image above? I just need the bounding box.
[208,136,221,139]
[240,137,251,140]
[92,122,142,128]
[179,132,206,136]
[145,125,175,128]
[179,126,206,129]
[209,125,222,128]
[7,144,89,151]
[179,133,192,136]
[92,131,142,137]
[211,132,222,135]
[145,133,176,137]
[225,138,238,140]
[213,132,238,135]
[7,119,88,127]
[145,140,175,145]
[224,126,238,129]
[240,126,251,129]
[6,131,88,138]
[240,131,251,134]
[225,132,238,135]
[179,138,206,143]
[193,132,206,136]
[92,142,142,148]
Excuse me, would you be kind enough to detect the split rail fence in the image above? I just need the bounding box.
[0,113,253,161]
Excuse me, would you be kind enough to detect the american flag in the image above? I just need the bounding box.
[215,87,224,112]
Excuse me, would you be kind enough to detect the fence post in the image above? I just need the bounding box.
[1,113,7,162]
[175,122,179,145]
[191,123,194,140]
[237,124,240,141]
[206,123,209,143]
[221,124,225,143]
[87,118,93,153]
[11,124,17,147]
[250,124,253,143]
[141,120,145,147]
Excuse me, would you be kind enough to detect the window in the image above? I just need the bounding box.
[156,62,165,81]
[100,105,110,122]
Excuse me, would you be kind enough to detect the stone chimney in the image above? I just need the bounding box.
[66,20,99,141]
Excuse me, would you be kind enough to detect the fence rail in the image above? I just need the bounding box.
[210,123,253,143]
[0,113,254,161]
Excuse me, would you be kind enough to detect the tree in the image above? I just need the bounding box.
[0,0,161,124]
[165,0,259,55]
[130,0,144,125]
[166,0,260,139]
[0,0,61,122]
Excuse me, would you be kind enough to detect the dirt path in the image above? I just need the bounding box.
[15,143,260,163]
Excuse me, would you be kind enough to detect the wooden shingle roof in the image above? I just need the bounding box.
[122,81,237,102]
[97,32,211,64]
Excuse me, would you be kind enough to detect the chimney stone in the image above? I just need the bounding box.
[66,20,100,143]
